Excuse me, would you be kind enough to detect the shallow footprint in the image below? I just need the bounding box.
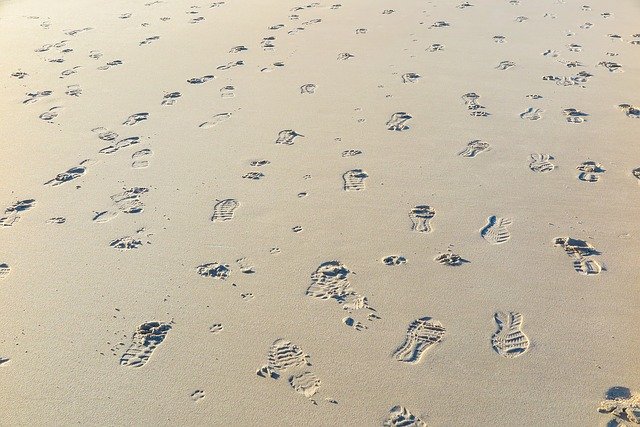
[0,263,10,279]
[199,112,232,128]
[563,108,589,123]
[343,169,368,191]
[393,317,446,364]
[275,129,303,145]
[409,205,435,233]
[458,140,490,157]
[491,311,530,358]
[211,199,239,221]
[480,216,512,244]
[529,154,555,173]
[122,112,149,126]
[520,107,543,120]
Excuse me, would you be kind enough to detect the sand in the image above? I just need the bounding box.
[0,0,639,425]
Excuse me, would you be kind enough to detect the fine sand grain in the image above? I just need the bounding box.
[1,0,639,425]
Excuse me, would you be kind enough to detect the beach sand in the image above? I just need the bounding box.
[0,0,639,424]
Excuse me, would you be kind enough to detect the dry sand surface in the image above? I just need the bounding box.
[1,0,639,425]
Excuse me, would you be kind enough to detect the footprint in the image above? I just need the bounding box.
[199,112,232,128]
[576,161,605,182]
[132,148,153,169]
[229,45,248,53]
[44,159,94,187]
[161,92,181,106]
[393,317,446,364]
[190,390,205,401]
[495,60,515,70]
[110,236,144,250]
[0,263,10,279]
[429,21,450,28]
[65,84,82,96]
[491,311,530,358]
[458,140,490,157]
[257,339,309,379]
[209,323,223,334]
[250,160,270,167]
[220,86,235,98]
[480,216,513,245]
[462,92,490,116]
[633,167,640,183]
[493,35,506,43]
[382,256,406,266]
[597,387,640,425]
[120,321,172,367]
[123,112,149,126]
[289,372,322,398]
[520,107,543,120]
[23,90,52,104]
[211,199,239,222]
[11,70,28,79]
[337,52,355,60]
[59,66,81,79]
[139,35,160,46]
[46,217,66,224]
[300,83,316,94]
[275,129,303,145]
[342,317,367,331]
[241,293,254,301]
[257,339,324,400]
[187,75,215,84]
[529,154,555,172]
[307,261,377,319]
[618,104,640,118]
[343,169,368,191]
[0,199,36,227]
[434,252,466,266]
[383,406,426,427]
[409,205,435,233]
[97,60,123,71]
[92,127,119,141]
[196,262,231,280]
[243,171,264,180]
[554,237,603,275]
[386,112,412,131]
[99,137,141,155]
[94,187,149,223]
[427,43,444,52]
[401,73,421,83]
[598,61,623,72]
[236,257,255,274]
[563,108,589,123]
[216,60,244,70]
[341,149,362,157]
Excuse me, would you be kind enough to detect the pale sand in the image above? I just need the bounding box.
[0,0,639,424]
